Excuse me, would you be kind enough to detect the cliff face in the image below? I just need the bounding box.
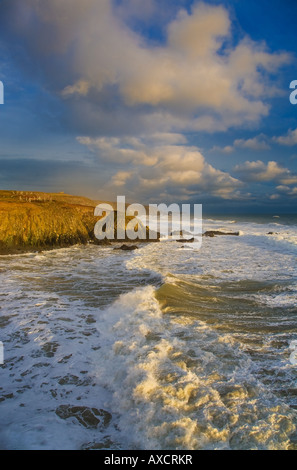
[0,190,157,254]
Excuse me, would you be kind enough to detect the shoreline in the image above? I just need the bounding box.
[0,239,157,256]
[0,190,159,256]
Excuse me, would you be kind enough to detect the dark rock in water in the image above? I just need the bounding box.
[41,341,59,358]
[203,230,239,237]
[117,244,139,250]
[81,437,114,450]
[55,405,111,429]
[58,374,92,386]
[176,237,196,243]
[203,231,215,237]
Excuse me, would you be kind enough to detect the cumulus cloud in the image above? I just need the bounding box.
[2,0,291,135]
[233,136,270,151]
[211,145,234,154]
[212,134,270,153]
[273,128,297,146]
[77,134,243,201]
[275,185,297,197]
[234,160,297,184]
[0,0,292,203]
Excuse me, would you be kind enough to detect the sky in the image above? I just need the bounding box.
[0,0,297,214]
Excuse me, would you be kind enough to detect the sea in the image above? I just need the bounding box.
[0,213,297,450]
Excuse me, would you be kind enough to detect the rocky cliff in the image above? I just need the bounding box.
[0,190,156,254]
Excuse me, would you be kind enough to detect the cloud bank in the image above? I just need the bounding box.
[0,0,292,203]
[77,135,243,201]
[234,160,297,185]
[5,1,289,130]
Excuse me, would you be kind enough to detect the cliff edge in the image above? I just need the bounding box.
[0,190,157,254]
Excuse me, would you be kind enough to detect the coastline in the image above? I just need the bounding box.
[1,201,297,449]
[0,190,159,255]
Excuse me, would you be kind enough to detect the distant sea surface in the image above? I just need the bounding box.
[0,213,297,450]
[204,212,297,225]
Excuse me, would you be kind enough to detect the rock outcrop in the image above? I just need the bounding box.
[176,237,196,243]
[55,404,111,430]
[115,244,139,251]
[203,230,239,237]
[0,190,159,254]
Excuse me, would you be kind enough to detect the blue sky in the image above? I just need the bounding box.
[0,0,297,213]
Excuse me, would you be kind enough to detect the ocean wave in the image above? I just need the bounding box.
[1,217,297,450]
[93,282,296,450]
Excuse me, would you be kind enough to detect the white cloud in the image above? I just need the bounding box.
[111,170,132,187]
[273,128,297,146]
[276,185,297,197]
[4,0,293,204]
[78,135,243,202]
[211,145,234,154]
[234,160,297,184]
[212,134,270,153]
[9,0,291,134]
[233,136,270,151]
[61,80,90,97]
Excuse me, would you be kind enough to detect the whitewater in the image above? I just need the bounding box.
[0,215,297,450]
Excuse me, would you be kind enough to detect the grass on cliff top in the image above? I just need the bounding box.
[0,190,156,254]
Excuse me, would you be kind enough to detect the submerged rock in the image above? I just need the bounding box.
[55,405,111,429]
[203,231,215,237]
[176,237,196,243]
[116,244,139,251]
[203,230,239,237]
